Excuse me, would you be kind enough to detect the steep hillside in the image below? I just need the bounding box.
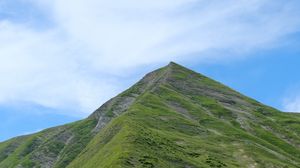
[1,62,300,168]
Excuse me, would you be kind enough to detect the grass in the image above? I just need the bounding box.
[68,87,300,167]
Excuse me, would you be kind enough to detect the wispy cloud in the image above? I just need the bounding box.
[19,129,43,136]
[0,21,121,115]
[283,88,300,112]
[283,96,300,112]
[0,0,300,115]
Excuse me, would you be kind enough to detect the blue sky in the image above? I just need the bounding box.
[1,0,300,141]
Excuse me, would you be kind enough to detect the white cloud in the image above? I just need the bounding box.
[283,96,300,112]
[20,128,42,136]
[0,0,300,115]
[32,0,300,70]
[283,86,300,112]
[0,21,122,115]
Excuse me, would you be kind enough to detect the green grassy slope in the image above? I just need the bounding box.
[1,62,300,168]
[0,119,97,168]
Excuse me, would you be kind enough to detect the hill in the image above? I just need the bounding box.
[0,62,300,168]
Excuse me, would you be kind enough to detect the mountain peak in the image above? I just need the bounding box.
[165,61,190,71]
[90,62,256,131]
[1,62,300,168]
[167,61,178,66]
